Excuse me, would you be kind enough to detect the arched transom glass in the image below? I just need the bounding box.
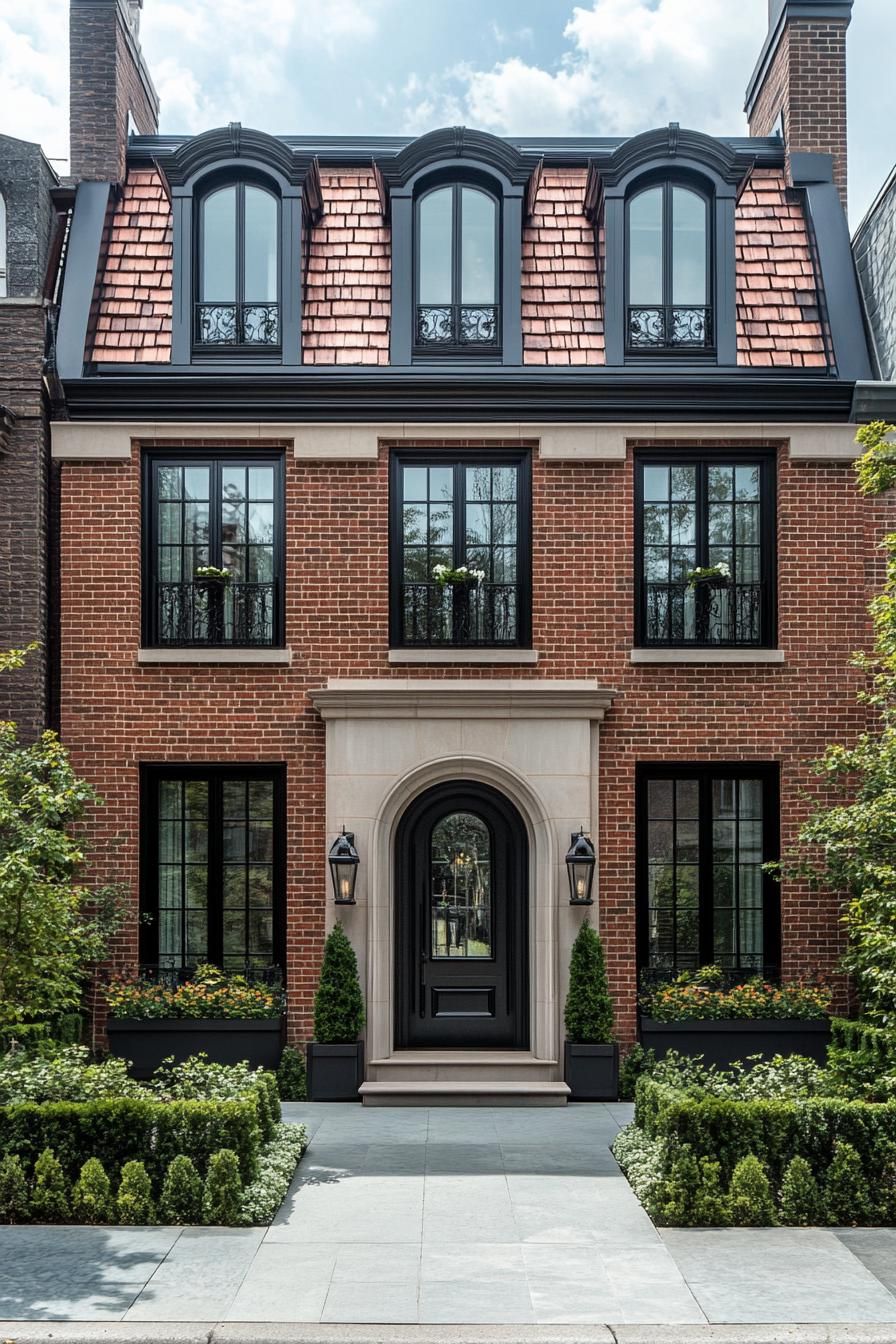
[627,182,711,351]
[197,182,279,347]
[416,184,499,351]
[430,811,493,958]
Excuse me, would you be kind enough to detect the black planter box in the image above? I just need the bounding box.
[306,1041,364,1101]
[640,1017,831,1069]
[564,1041,619,1102]
[107,1018,284,1079]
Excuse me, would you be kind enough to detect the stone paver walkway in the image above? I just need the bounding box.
[0,1103,895,1324]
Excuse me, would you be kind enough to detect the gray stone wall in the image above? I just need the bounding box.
[854,166,896,381]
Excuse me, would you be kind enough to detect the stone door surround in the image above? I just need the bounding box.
[311,679,615,1065]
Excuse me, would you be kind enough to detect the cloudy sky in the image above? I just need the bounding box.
[0,0,892,227]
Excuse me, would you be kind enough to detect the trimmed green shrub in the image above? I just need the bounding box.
[825,1142,873,1226]
[159,1155,203,1224]
[313,924,365,1044]
[693,1158,730,1227]
[779,1156,823,1226]
[655,1146,701,1226]
[619,1043,655,1101]
[71,1157,113,1224]
[277,1046,307,1101]
[0,1154,28,1223]
[564,920,614,1044]
[729,1155,777,1227]
[203,1148,242,1226]
[116,1161,155,1225]
[31,1148,69,1223]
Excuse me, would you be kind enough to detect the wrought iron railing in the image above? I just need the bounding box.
[644,580,762,647]
[627,305,713,351]
[195,302,280,346]
[401,580,518,646]
[155,580,277,648]
[415,304,500,349]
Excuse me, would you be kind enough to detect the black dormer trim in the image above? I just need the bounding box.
[155,123,324,368]
[376,127,538,367]
[585,124,753,370]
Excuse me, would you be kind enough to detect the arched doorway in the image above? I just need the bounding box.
[394,780,529,1049]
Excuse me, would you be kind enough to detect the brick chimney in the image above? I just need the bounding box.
[745,0,852,208]
[70,0,159,182]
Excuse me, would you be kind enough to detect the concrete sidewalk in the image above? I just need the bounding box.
[0,1103,894,1326]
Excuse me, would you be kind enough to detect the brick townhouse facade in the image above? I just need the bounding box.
[46,0,893,1100]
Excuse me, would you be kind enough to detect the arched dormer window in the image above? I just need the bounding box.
[626,180,712,353]
[415,181,500,354]
[584,125,754,367]
[377,128,537,366]
[197,179,280,349]
[153,124,323,366]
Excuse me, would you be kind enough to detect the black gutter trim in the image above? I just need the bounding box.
[54,182,114,381]
[126,134,786,172]
[61,370,854,423]
[852,382,896,424]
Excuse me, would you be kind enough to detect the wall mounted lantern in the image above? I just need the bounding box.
[329,828,360,905]
[566,829,596,906]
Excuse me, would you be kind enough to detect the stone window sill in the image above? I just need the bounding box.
[388,648,540,666]
[137,647,293,666]
[630,648,785,665]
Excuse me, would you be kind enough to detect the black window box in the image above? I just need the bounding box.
[107,1018,284,1079]
[564,1041,619,1102]
[639,1017,831,1069]
[306,1041,365,1102]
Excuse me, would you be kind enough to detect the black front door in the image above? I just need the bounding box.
[395,781,529,1049]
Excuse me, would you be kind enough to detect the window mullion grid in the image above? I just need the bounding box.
[695,462,709,641]
[236,183,246,338]
[733,778,742,969]
[452,186,462,336]
[241,780,251,971]
[662,182,673,332]
[208,775,223,967]
[671,777,679,970]
[453,460,465,639]
[698,773,713,968]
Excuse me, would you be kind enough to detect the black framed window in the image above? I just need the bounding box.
[390,450,531,648]
[635,451,776,648]
[144,451,284,648]
[636,763,780,977]
[626,181,712,354]
[195,180,280,352]
[414,183,500,355]
[140,765,285,974]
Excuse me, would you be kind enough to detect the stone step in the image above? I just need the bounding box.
[359,1079,570,1107]
[367,1051,560,1084]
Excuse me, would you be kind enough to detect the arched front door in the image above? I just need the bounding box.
[395,781,529,1049]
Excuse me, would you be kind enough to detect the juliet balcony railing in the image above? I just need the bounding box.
[627,305,713,351]
[401,580,518,647]
[415,304,500,351]
[195,302,280,347]
[644,580,763,647]
[155,580,277,648]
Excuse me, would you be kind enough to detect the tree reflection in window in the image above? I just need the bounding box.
[430,811,492,958]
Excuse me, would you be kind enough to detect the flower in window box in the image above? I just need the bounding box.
[685,561,731,590]
[432,563,486,588]
[193,565,232,586]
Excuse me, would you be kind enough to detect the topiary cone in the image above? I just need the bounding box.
[313,923,365,1044]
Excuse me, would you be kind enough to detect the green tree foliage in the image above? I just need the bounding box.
[0,1154,28,1223]
[31,1148,69,1222]
[276,1045,308,1101]
[203,1148,242,1226]
[0,646,125,1026]
[71,1157,113,1224]
[312,923,365,1044]
[779,1156,823,1226]
[824,1142,873,1226]
[779,422,896,1026]
[564,920,614,1044]
[729,1155,777,1226]
[116,1161,155,1225]
[159,1155,203,1224]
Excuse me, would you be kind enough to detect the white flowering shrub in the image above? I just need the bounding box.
[612,1123,668,1212]
[0,1046,143,1103]
[239,1123,307,1225]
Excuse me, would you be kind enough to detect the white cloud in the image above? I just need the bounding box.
[403,0,761,138]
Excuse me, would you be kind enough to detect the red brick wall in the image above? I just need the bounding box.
[748,18,850,207]
[58,438,887,1045]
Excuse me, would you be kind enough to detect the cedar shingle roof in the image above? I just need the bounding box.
[89,165,827,369]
